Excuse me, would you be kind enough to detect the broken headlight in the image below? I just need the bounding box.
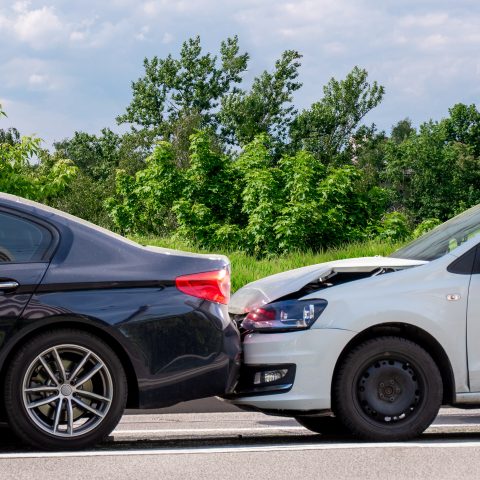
[241,299,328,332]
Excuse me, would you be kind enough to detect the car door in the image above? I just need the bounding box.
[0,209,56,348]
[467,245,480,390]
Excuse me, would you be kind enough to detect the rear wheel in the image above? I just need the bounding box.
[295,415,349,435]
[333,336,442,441]
[4,329,127,450]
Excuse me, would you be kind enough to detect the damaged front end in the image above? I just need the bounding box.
[227,256,426,399]
[229,256,426,329]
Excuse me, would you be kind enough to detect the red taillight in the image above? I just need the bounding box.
[175,269,230,304]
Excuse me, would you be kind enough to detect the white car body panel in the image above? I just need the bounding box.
[467,273,480,390]
[232,329,356,410]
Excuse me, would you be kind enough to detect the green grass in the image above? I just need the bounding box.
[132,236,403,292]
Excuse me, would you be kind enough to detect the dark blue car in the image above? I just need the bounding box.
[0,193,240,450]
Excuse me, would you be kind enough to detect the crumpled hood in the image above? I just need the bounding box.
[229,256,426,314]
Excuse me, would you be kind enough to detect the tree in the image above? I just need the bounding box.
[49,128,147,226]
[173,132,242,248]
[391,118,415,144]
[0,127,21,146]
[384,112,480,221]
[0,107,77,201]
[0,104,21,146]
[348,124,388,189]
[290,66,385,164]
[117,36,249,142]
[219,50,302,148]
[53,128,144,181]
[443,103,480,157]
[106,141,184,235]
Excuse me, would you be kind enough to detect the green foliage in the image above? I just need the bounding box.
[173,132,241,248]
[384,105,480,221]
[49,128,148,225]
[274,155,389,253]
[412,218,442,239]
[0,109,77,200]
[54,128,145,181]
[106,141,183,235]
[234,135,282,254]
[117,35,249,141]
[444,103,480,157]
[0,127,21,145]
[349,125,389,189]
[108,130,391,256]
[372,211,412,241]
[219,50,302,148]
[391,118,415,144]
[290,66,385,164]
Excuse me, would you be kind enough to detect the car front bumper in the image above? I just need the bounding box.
[227,328,356,413]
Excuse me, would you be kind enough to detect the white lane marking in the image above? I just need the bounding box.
[113,426,304,435]
[430,424,480,428]
[112,424,480,435]
[4,441,480,460]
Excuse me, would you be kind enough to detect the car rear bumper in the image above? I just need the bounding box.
[227,328,356,412]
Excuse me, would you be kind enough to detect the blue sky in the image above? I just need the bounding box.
[1,0,479,147]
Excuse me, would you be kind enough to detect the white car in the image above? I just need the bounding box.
[228,204,480,441]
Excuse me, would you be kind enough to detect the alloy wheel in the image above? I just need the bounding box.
[22,344,113,437]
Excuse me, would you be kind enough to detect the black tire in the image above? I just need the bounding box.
[333,336,442,441]
[4,329,127,450]
[295,415,349,435]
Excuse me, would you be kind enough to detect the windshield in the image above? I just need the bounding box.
[391,204,480,261]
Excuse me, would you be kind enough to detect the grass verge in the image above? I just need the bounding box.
[132,236,403,292]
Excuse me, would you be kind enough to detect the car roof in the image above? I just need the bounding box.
[0,192,140,248]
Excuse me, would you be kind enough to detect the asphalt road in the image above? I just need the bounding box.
[3,404,480,480]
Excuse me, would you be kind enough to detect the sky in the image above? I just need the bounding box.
[1,0,480,148]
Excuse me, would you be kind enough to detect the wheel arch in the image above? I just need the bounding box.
[331,323,455,407]
[0,319,140,414]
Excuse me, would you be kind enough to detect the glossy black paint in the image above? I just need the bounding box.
[0,194,241,410]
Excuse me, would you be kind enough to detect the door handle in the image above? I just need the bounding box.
[0,281,19,291]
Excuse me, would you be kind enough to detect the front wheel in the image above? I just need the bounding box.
[333,336,442,441]
[4,329,127,450]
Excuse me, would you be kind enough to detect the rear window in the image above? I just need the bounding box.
[0,211,53,263]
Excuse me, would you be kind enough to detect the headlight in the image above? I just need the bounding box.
[241,299,328,332]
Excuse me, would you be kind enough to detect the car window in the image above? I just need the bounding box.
[0,211,53,263]
[391,204,480,261]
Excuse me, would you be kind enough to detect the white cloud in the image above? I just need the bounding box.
[399,13,449,28]
[0,57,69,92]
[12,1,30,14]
[70,31,86,42]
[323,42,347,55]
[142,1,158,16]
[162,32,173,44]
[12,5,64,48]
[422,34,448,49]
[1,0,480,146]
[28,73,48,86]
[135,25,150,41]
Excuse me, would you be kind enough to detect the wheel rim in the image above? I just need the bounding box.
[22,344,113,438]
[356,357,423,424]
